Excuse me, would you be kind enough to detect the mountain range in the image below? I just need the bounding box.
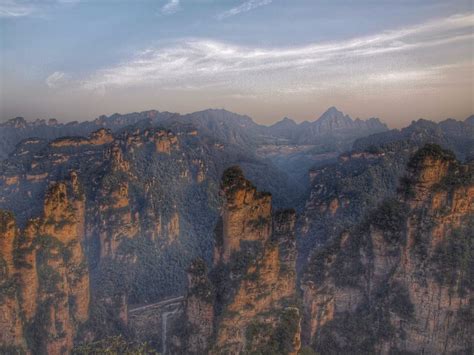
[0,107,387,159]
[268,106,387,144]
[0,106,473,354]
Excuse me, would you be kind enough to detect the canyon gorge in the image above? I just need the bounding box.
[0,108,473,354]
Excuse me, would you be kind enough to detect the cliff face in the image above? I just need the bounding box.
[0,211,25,351]
[0,173,90,354]
[298,147,412,271]
[2,121,298,348]
[178,167,301,355]
[216,166,272,263]
[301,115,474,266]
[302,145,473,353]
[183,259,214,354]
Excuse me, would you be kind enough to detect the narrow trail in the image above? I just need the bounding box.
[161,306,180,355]
[127,296,185,354]
[128,296,184,313]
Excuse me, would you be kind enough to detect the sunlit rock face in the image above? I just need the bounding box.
[0,114,308,352]
[301,144,473,354]
[176,166,301,355]
[0,174,90,354]
[0,211,25,350]
[299,116,474,272]
[1,109,472,354]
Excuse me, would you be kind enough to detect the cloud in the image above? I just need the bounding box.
[79,13,473,94]
[217,0,272,20]
[0,0,36,17]
[46,71,69,88]
[0,0,80,18]
[161,0,180,15]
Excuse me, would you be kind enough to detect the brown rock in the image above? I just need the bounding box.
[301,145,473,353]
[179,167,301,354]
[0,176,90,354]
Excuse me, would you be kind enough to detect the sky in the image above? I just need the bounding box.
[0,0,473,128]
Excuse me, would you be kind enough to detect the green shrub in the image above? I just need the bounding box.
[0,345,27,355]
[245,308,300,355]
[0,256,7,280]
[38,264,62,294]
[408,144,455,169]
[73,335,157,355]
[430,218,473,295]
[368,198,407,243]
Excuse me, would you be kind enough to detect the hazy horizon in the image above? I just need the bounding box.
[1,0,473,128]
[2,105,473,130]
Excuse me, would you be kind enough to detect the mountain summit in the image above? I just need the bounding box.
[316,106,350,122]
[312,106,386,132]
[271,107,389,145]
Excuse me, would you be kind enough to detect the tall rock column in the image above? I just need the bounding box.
[0,211,25,351]
[0,172,90,354]
[37,177,90,354]
[178,166,301,355]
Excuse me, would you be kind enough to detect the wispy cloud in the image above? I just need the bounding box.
[80,13,473,93]
[0,0,36,17]
[161,0,180,15]
[217,0,272,20]
[0,0,80,18]
[46,71,69,88]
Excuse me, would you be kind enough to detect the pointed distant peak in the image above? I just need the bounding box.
[273,116,297,126]
[316,106,351,123]
[326,106,342,114]
[465,115,474,125]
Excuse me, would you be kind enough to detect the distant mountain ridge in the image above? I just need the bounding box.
[353,116,474,160]
[268,106,388,144]
[1,107,386,159]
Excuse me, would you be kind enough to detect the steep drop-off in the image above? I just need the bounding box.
[0,174,89,354]
[173,167,301,355]
[302,144,473,353]
[298,116,474,271]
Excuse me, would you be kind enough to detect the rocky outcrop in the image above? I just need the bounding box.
[89,128,114,145]
[2,121,234,336]
[301,144,473,353]
[98,180,138,258]
[49,129,113,148]
[0,211,25,351]
[0,173,90,354]
[216,166,272,263]
[154,131,178,154]
[178,166,301,355]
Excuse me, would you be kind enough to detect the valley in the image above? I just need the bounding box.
[1,107,473,354]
